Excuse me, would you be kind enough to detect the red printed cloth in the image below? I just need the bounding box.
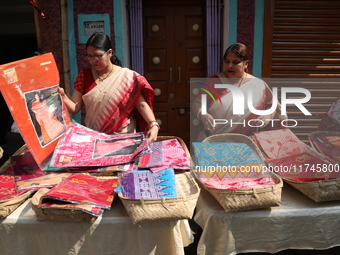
[309,135,340,164]
[50,122,149,167]
[138,139,190,172]
[1,164,30,201]
[253,129,310,159]
[0,174,18,201]
[196,164,276,189]
[38,188,103,216]
[266,152,338,182]
[41,173,118,209]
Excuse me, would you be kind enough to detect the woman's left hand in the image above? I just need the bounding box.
[147,125,159,142]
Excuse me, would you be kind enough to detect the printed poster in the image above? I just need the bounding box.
[0,53,71,166]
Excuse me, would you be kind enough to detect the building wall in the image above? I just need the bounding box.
[36,0,115,88]
[226,0,264,77]
[73,1,114,72]
[237,0,255,74]
[37,0,64,87]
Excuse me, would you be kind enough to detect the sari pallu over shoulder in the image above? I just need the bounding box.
[82,68,154,134]
[196,76,284,142]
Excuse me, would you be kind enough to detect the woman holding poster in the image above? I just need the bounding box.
[58,33,159,142]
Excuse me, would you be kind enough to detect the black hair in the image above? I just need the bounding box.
[223,43,250,63]
[86,33,122,66]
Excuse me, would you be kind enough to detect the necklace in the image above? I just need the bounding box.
[236,72,246,87]
[97,65,114,82]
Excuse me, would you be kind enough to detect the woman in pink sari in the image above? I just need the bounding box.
[192,43,285,141]
[59,33,159,141]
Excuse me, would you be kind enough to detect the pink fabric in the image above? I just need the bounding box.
[197,163,276,189]
[253,129,310,159]
[266,152,338,182]
[138,139,190,172]
[50,122,149,167]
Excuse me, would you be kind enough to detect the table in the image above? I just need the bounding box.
[194,183,340,255]
[0,197,193,255]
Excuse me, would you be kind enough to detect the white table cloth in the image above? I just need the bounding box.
[194,183,340,255]
[0,197,193,255]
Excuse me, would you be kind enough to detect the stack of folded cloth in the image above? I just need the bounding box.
[192,142,276,189]
[252,129,338,182]
[137,138,190,172]
[118,168,177,199]
[37,173,118,217]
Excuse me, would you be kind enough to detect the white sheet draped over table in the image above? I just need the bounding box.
[0,198,193,255]
[195,184,340,255]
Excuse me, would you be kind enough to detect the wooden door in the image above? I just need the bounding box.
[143,0,206,146]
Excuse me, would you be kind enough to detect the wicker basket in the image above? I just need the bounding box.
[118,171,200,224]
[275,138,340,202]
[194,133,283,212]
[31,188,98,223]
[281,178,340,202]
[0,191,34,218]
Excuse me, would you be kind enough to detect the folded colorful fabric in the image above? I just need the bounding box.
[41,173,118,209]
[138,139,190,171]
[16,173,72,193]
[38,188,103,217]
[196,163,276,189]
[266,152,338,182]
[67,162,135,173]
[192,142,262,167]
[253,129,310,159]
[119,169,177,199]
[50,122,149,167]
[310,135,340,163]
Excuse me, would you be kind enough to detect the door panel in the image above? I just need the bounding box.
[143,1,206,146]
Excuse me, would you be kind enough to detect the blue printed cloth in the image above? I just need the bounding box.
[192,142,262,167]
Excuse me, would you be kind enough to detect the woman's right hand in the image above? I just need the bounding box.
[199,112,215,132]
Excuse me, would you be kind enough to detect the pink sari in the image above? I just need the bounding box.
[82,68,154,134]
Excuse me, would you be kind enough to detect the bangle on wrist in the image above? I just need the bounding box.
[197,110,202,120]
[148,120,157,125]
[149,121,160,130]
